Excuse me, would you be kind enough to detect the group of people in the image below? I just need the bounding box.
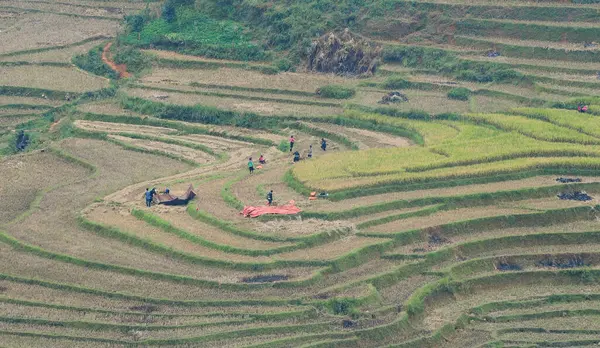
[248,154,267,174]
[247,135,329,206]
[144,187,171,207]
[289,135,327,163]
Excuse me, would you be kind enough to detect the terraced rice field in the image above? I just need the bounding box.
[3,0,600,347]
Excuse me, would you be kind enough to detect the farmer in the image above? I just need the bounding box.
[259,154,266,164]
[266,190,273,206]
[307,145,313,159]
[289,135,295,152]
[145,188,154,207]
[321,138,327,151]
[248,157,255,174]
[293,151,301,163]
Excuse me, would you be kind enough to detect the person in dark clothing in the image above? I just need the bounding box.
[293,151,300,162]
[266,190,273,206]
[321,138,327,151]
[307,145,313,159]
[248,157,255,174]
[289,135,295,152]
[145,188,154,207]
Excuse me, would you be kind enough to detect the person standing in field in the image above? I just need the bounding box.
[321,138,327,151]
[248,157,255,174]
[307,144,313,158]
[266,190,273,206]
[145,188,153,207]
[289,135,295,152]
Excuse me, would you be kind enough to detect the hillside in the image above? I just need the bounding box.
[1,0,600,347]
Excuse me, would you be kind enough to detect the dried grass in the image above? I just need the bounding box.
[123,87,342,117]
[0,13,117,55]
[0,66,109,92]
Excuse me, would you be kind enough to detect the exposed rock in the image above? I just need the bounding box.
[308,29,381,76]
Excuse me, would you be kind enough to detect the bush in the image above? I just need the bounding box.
[113,47,154,75]
[275,58,295,72]
[318,85,356,99]
[278,139,289,152]
[382,76,411,90]
[72,45,118,79]
[258,65,280,75]
[447,88,471,101]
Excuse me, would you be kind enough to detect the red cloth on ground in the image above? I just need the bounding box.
[241,200,301,217]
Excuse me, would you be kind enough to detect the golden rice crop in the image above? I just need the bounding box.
[463,113,600,144]
[513,107,600,137]
[304,156,600,191]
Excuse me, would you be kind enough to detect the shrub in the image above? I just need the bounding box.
[382,76,411,90]
[447,88,471,101]
[72,45,118,79]
[318,85,356,99]
[113,47,154,75]
[258,65,280,75]
[278,139,289,152]
[275,58,295,72]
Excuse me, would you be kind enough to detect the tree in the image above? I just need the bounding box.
[162,0,177,23]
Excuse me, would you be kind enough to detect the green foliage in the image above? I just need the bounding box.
[278,139,289,152]
[382,76,411,90]
[275,58,295,72]
[72,45,118,79]
[120,7,267,61]
[318,85,356,99]
[113,47,153,75]
[447,88,471,101]
[162,0,177,23]
[382,45,525,83]
[456,19,600,43]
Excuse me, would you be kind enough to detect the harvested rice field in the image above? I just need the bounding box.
[4,0,600,346]
[123,87,343,117]
[0,13,117,54]
[0,66,109,92]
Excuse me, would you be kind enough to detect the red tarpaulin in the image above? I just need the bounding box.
[241,200,302,218]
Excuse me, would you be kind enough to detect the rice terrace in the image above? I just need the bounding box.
[4,0,600,347]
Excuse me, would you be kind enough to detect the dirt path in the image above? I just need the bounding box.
[102,42,131,78]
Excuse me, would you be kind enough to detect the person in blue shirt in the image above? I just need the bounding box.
[266,190,273,206]
[145,188,154,207]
